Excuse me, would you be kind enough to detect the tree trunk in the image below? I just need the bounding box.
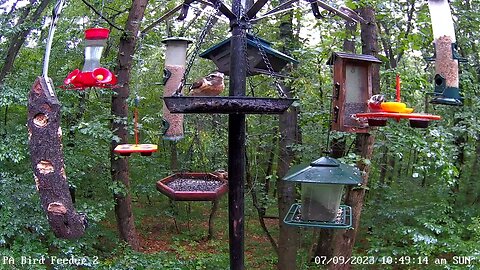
[27,77,86,239]
[327,6,379,270]
[0,0,50,85]
[110,0,148,251]
[277,4,299,269]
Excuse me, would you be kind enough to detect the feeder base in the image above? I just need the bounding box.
[114,144,158,156]
[283,203,352,229]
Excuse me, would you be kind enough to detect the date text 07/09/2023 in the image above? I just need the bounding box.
[314,255,476,266]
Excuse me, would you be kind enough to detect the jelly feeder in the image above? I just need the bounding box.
[426,0,466,106]
[283,156,361,229]
[327,52,382,133]
[62,28,117,90]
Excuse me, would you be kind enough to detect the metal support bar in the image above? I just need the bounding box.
[228,0,246,269]
[141,4,184,34]
[246,0,269,18]
[207,0,236,20]
[251,0,299,22]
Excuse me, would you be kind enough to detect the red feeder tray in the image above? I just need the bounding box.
[353,112,441,128]
[156,172,228,201]
[114,144,158,156]
[61,68,118,90]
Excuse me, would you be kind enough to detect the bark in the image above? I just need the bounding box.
[110,0,148,251]
[28,77,86,239]
[276,3,300,269]
[327,6,379,270]
[0,0,50,85]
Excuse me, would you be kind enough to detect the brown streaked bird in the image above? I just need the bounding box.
[188,72,225,96]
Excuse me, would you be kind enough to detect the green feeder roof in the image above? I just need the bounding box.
[283,156,362,185]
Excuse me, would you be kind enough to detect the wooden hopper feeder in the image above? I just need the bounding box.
[156,172,228,201]
[327,52,382,133]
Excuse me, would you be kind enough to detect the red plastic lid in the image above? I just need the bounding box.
[85,28,110,40]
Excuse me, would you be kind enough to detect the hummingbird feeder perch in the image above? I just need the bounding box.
[62,28,117,90]
[156,172,228,201]
[283,156,362,229]
[327,52,382,133]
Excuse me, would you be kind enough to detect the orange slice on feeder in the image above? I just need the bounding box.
[114,144,158,156]
[402,108,414,114]
[380,102,407,113]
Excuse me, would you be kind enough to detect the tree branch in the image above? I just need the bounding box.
[80,0,124,31]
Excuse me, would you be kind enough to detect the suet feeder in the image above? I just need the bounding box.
[283,156,361,229]
[199,33,298,77]
[327,52,382,133]
[161,37,193,140]
[62,28,117,90]
[156,172,228,201]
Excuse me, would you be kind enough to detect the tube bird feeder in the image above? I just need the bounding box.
[283,156,362,229]
[427,0,466,106]
[161,37,192,140]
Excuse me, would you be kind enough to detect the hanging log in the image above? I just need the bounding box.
[27,77,86,239]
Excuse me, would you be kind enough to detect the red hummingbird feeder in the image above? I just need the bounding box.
[62,28,117,90]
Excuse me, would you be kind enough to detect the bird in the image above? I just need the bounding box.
[188,71,225,96]
[367,94,386,111]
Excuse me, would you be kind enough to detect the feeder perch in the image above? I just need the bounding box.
[156,172,228,201]
[327,52,382,133]
[62,28,117,90]
[199,33,298,77]
[283,156,361,228]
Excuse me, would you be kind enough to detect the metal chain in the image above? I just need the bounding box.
[175,0,223,95]
[242,11,288,98]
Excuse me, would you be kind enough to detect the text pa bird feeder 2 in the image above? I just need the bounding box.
[62,28,117,90]
[328,52,382,133]
[283,157,362,229]
[426,0,466,106]
[161,37,193,140]
[199,33,298,77]
[156,172,228,201]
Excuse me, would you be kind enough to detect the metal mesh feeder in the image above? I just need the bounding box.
[156,172,228,201]
[163,96,296,114]
[283,156,361,229]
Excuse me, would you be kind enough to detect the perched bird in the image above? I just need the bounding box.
[189,71,225,96]
[368,94,386,111]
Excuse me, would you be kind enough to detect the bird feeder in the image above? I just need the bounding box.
[426,0,466,106]
[199,33,298,77]
[62,28,117,90]
[156,172,228,201]
[161,37,193,140]
[283,156,361,229]
[327,52,382,133]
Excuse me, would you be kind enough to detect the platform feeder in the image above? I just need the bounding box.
[327,52,381,133]
[283,156,362,229]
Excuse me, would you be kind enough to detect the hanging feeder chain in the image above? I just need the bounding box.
[175,0,223,96]
[43,0,66,97]
[242,12,288,98]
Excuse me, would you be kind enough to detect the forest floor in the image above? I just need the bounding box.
[102,194,284,269]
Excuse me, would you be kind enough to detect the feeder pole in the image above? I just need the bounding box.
[228,0,247,268]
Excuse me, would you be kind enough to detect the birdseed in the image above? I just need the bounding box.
[435,35,458,88]
[166,178,224,192]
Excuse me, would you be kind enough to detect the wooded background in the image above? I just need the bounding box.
[1,0,480,269]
